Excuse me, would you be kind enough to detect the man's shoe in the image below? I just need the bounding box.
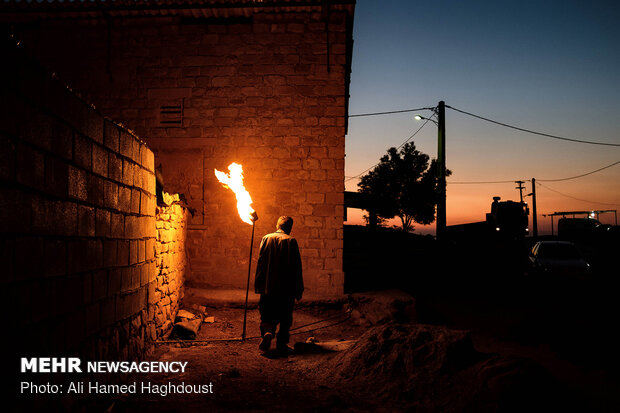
[259,332,273,352]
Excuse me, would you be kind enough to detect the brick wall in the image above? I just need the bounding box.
[149,194,188,340]
[9,5,353,298]
[0,39,159,360]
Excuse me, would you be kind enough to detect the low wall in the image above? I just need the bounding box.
[0,38,164,361]
[149,194,188,340]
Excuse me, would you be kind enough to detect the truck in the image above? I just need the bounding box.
[446,196,529,242]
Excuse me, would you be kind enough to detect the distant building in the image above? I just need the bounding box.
[3,0,355,297]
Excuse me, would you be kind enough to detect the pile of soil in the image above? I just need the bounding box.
[331,322,584,412]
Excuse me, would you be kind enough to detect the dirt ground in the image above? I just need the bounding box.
[50,291,620,413]
[114,305,380,412]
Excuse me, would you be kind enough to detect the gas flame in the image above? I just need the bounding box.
[214,162,255,225]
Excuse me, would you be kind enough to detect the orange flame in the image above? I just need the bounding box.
[214,162,255,225]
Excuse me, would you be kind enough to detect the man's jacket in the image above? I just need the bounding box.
[254,230,303,299]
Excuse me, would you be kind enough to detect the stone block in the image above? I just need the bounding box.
[92,143,108,178]
[131,189,141,214]
[121,266,132,292]
[117,240,130,266]
[122,159,134,186]
[108,268,122,294]
[118,185,132,213]
[95,208,110,238]
[74,133,93,171]
[110,212,124,239]
[108,152,123,183]
[103,120,120,152]
[16,141,45,191]
[100,296,116,327]
[129,240,139,265]
[68,165,87,201]
[104,239,118,267]
[104,180,119,210]
[86,173,104,206]
[44,155,69,198]
[77,204,96,237]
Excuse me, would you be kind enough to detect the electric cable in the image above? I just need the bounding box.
[537,159,620,182]
[447,105,620,147]
[537,182,620,207]
[345,117,432,183]
[349,107,434,118]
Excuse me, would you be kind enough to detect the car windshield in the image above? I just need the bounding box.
[537,243,581,260]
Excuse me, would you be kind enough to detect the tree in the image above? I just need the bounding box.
[357,142,451,232]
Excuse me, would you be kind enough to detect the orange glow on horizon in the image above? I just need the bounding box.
[214,162,256,225]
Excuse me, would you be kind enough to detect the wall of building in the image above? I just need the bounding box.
[150,195,188,340]
[0,40,159,360]
[10,6,352,297]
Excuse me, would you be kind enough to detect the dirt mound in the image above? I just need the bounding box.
[346,290,416,325]
[332,323,582,412]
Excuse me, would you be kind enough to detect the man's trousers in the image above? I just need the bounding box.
[258,294,295,345]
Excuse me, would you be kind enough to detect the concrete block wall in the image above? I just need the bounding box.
[150,198,188,340]
[0,40,158,360]
[10,5,353,298]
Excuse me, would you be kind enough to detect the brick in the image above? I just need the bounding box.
[108,268,122,294]
[68,166,87,201]
[44,154,69,198]
[119,185,132,213]
[122,159,134,186]
[104,180,119,210]
[16,142,45,191]
[138,239,146,263]
[74,133,92,171]
[121,267,132,292]
[120,131,136,161]
[95,208,110,237]
[108,152,123,183]
[129,240,138,265]
[103,120,120,152]
[131,189,141,214]
[87,173,104,206]
[110,212,124,238]
[77,205,96,237]
[104,239,118,267]
[92,143,108,177]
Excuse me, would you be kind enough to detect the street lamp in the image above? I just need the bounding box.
[415,101,446,240]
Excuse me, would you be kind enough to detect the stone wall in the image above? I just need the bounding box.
[7,3,354,298]
[149,194,188,340]
[0,39,158,360]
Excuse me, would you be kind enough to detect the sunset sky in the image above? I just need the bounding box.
[343,0,620,234]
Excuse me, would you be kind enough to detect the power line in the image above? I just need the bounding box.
[449,158,620,185]
[447,105,620,147]
[344,118,432,183]
[537,182,620,207]
[349,107,434,118]
[450,180,516,185]
[538,159,620,182]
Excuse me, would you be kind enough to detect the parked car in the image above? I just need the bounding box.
[526,241,591,279]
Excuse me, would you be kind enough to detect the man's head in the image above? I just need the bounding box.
[276,216,294,234]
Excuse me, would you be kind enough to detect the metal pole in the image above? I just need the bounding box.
[242,212,258,341]
[531,178,538,238]
[437,100,446,240]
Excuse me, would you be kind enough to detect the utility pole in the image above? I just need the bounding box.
[531,178,538,237]
[436,100,446,240]
[515,180,526,203]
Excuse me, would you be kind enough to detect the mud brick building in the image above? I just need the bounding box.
[3,0,356,298]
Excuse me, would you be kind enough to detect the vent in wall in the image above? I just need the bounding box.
[159,100,184,126]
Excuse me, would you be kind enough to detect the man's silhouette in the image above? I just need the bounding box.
[254,216,303,354]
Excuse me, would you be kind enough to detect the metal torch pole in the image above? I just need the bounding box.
[242,212,258,341]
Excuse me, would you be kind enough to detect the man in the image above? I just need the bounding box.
[255,216,303,354]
